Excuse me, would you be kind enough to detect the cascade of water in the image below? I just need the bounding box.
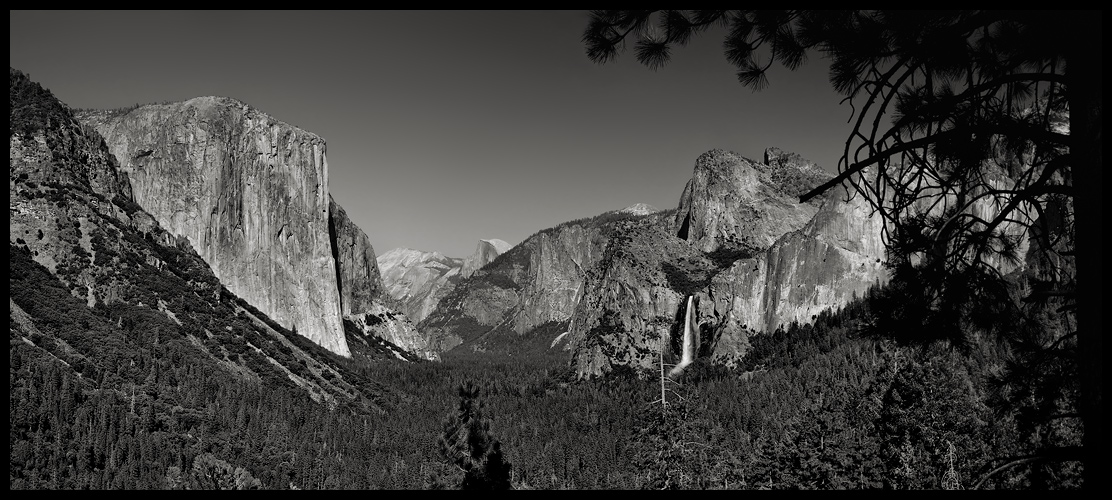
[669,295,697,377]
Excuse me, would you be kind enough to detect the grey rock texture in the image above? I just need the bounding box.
[418,210,641,355]
[10,124,133,203]
[566,215,700,377]
[10,121,162,305]
[514,225,608,335]
[376,238,511,325]
[461,238,512,277]
[80,97,348,355]
[701,182,889,366]
[420,144,846,368]
[673,149,829,252]
[346,302,440,361]
[9,71,212,315]
[10,68,401,408]
[567,148,891,377]
[377,247,464,323]
[327,195,437,360]
[329,195,384,316]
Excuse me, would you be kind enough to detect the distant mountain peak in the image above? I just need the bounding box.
[461,238,512,277]
[478,238,513,255]
[380,247,450,261]
[619,203,659,216]
[377,238,510,324]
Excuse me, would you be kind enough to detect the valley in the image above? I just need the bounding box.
[9,9,1087,487]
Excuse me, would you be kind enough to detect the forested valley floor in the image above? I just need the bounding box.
[11,243,1079,489]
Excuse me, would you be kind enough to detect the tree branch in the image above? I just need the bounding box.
[972,446,1084,489]
[802,121,1070,204]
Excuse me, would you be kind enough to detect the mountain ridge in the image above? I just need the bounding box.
[9,66,404,409]
[377,238,513,324]
[76,93,429,359]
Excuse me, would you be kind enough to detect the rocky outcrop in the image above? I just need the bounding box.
[566,215,702,377]
[674,149,829,252]
[461,238,512,277]
[329,195,384,316]
[346,302,439,361]
[513,225,609,335]
[418,209,648,355]
[417,146,841,368]
[377,238,512,325]
[694,163,1042,368]
[700,182,889,365]
[11,97,158,302]
[10,69,399,410]
[377,248,464,323]
[328,195,437,360]
[79,97,350,356]
[567,148,890,377]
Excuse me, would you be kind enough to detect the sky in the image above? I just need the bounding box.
[10,10,851,258]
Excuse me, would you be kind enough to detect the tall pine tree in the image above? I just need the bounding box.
[436,383,512,490]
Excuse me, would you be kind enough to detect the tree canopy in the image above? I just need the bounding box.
[436,383,513,490]
[583,9,1100,489]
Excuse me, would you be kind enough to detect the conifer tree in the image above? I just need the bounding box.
[581,10,1100,488]
[436,383,513,490]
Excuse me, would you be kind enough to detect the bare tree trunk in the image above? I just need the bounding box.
[1067,11,1102,490]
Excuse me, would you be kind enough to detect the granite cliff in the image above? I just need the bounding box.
[77,98,349,355]
[565,214,703,376]
[568,149,891,377]
[377,248,464,323]
[329,195,384,315]
[461,238,513,277]
[77,97,421,359]
[566,145,1055,376]
[418,206,658,356]
[329,196,435,360]
[674,148,828,252]
[699,182,889,367]
[10,67,400,411]
[377,238,512,324]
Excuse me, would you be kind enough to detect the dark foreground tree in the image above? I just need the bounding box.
[436,383,513,490]
[582,10,1100,488]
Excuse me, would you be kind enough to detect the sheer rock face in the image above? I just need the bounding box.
[346,302,440,361]
[377,248,464,323]
[327,195,437,360]
[79,97,350,357]
[11,69,411,409]
[567,216,697,377]
[376,238,511,325]
[11,68,196,316]
[418,217,620,354]
[673,149,828,253]
[514,226,607,334]
[328,195,384,316]
[461,238,512,277]
[568,148,890,377]
[702,183,889,366]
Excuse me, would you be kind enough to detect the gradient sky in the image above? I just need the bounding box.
[10,10,852,258]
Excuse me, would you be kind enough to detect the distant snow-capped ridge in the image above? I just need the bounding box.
[377,238,512,323]
[479,238,513,255]
[618,203,659,215]
[377,247,461,270]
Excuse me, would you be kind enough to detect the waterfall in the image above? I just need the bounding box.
[669,295,698,377]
